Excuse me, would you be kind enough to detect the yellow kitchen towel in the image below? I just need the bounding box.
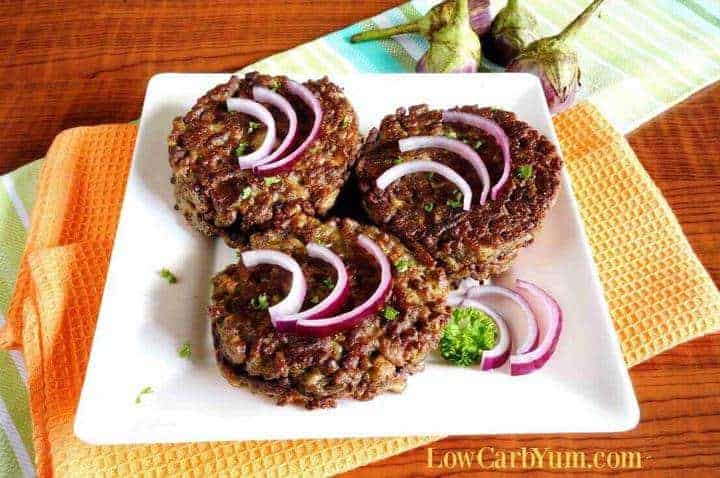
[2,102,719,477]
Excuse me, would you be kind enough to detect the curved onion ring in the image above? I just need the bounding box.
[240,250,307,321]
[461,298,511,371]
[250,86,298,167]
[446,277,482,307]
[376,160,473,211]
[398,136,490,205]
[296,235,392,337]
[254,80,323,176]
[464,284,538,354]
[510,280,563,376]
[226,98,277,169]
[442,110,512,200]
[272,243,351,333]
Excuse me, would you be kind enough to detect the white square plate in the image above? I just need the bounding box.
[75,73,639,444]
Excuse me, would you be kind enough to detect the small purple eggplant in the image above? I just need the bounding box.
[482,0,539,66]
[507,0,606,114]
[350,0,490,42]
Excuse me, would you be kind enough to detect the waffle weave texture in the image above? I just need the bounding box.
[1,103,719,477]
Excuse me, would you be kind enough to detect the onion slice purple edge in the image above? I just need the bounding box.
[254,80,323,176]
[273,242,351,333]
[398,136,490,205]
[296,235,392,337]
[240,250,307,326]
[250,86,298,167]
[376,160,473,211]
[509,280,563,376]
[442,111,512,201]
[464,284,538,354]
[461,298,511,371]
[226,98,277,169]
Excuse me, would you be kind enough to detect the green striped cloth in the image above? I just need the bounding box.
[1,1,718,475]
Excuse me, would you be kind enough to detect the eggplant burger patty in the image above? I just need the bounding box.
[168,72,361,246]
[210,214,450,408]
[355,105,563,282]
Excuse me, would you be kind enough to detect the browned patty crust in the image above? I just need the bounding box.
[168,72,361,246]
[209,215,450,408]
[355,105,563,282]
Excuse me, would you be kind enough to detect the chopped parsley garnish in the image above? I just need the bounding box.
[424,202,435,213]
[474,140,484,149]
[393,157,403,165]
[518,164,533,180]
[447,191,464,209]
[178,342,192,359]
[250,293,269,310]
[135,386,153,404]
[158,268,177,284]
[382,306,399,321]
[310,295,320,304]
[395,257,412,273]
[270,79,281,91]
[440,306,498,366]
[264,176,281,187]
[340,115,351,129]
[248,121,260,133]
[445,129,458,139]
[241,186,253,200]
[235,142,248,156]
[322,277,335,289]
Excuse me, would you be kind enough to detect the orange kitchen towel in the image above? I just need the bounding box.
[2,102,719,477]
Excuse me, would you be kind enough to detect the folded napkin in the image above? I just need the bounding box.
[1,102,718,477]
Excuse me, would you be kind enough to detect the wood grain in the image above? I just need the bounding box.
[0,1,718,476]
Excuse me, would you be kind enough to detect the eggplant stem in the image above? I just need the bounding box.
[556,0,606,43]
[350,22,420,43]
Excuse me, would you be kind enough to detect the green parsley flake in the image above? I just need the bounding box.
[264,176,281,187]
[445,129,458,139]
[322,277,335,289]
[393,157,403,165]
[158,268,177,284]
[395,257,412,273]
[270,80,281,91]
[424,202,435,213]
[241,186,252,200]
[447,191,464,209]
[341,115,351,129]
[382,306,400,320]
[235,143,248,156]
[518,165,533,180]
[440,306,498,366]
[248,121,260,133]
[135,386,153,404]
[251,293,269,310]
[178,342,192,359]
[474,140,484,149]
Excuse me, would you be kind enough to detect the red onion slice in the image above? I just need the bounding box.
[376,160,473,211]
[251,86,298,166]
[226,98,277,169]
[446,278,482,307]
[510,280,563,376]
[464,284,538,354]
[240,250,307,323]
[461,299,511,371]
[398,136,490,205]
[273,243,351,332]
[254,80,323,176]
[442,111,512,201]
[296,235,392,337]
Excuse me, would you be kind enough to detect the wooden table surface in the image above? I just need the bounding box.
[1,1,718,476]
